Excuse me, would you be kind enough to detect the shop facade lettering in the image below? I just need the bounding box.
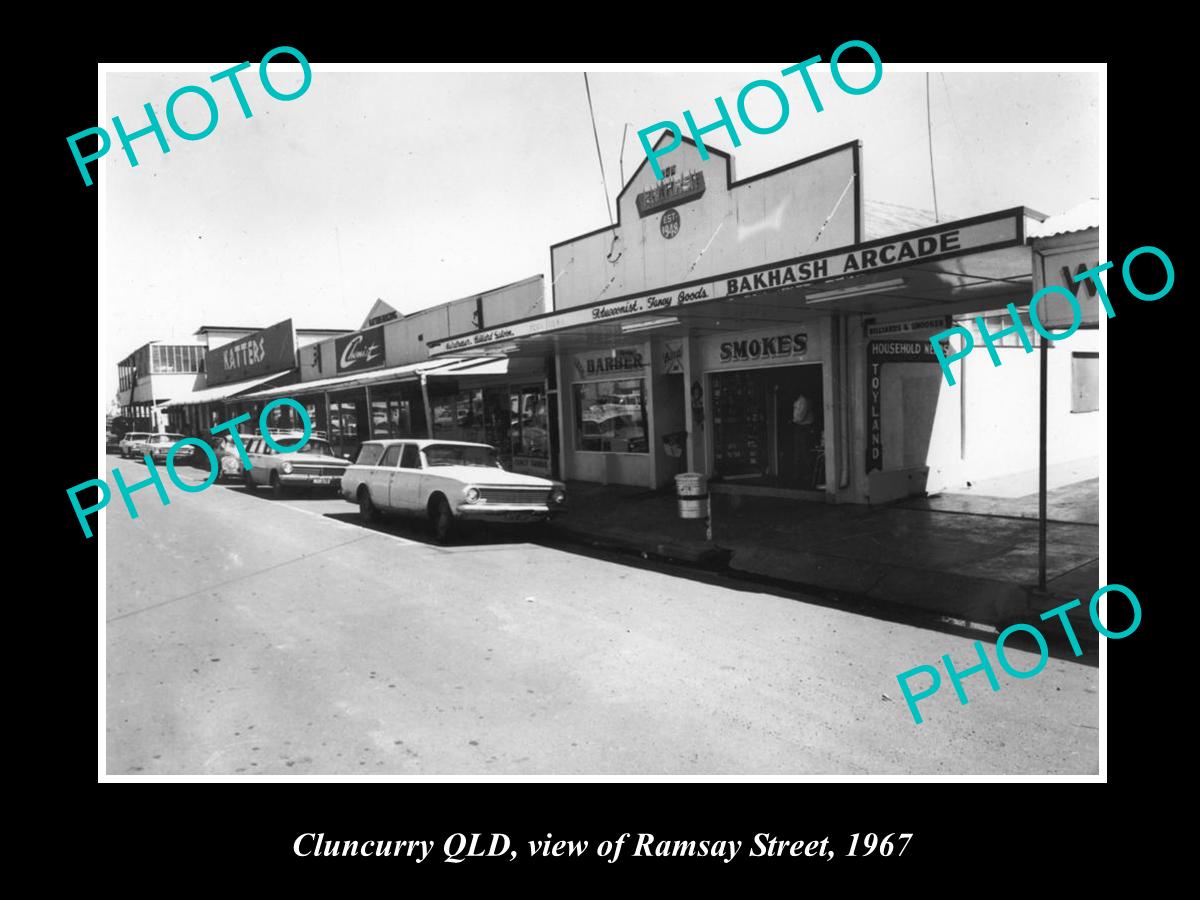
[428,211,1024,358]
[719,332,807,364]
[335,325,387,374]
[866,339,948,473]
[573,349,645,378]
[205,318,297,387]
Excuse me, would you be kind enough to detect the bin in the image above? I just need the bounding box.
[675,472,709,519]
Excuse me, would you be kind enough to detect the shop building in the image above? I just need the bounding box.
[428,136,1099,504]
[240,276,556,471]
[117,341,208,432]
[154,319,350,437]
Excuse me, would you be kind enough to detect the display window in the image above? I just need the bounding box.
[574,378,648,453]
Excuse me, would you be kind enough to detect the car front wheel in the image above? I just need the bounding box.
[271,474,288,499]
[243,472,256,491]
[429,495,455,544]
[359,487,377,523]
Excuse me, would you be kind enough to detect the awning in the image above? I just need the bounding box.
[429,357,509,378]
[159,370,295,408]
[238,357,496,401]
[428,207,1042,358]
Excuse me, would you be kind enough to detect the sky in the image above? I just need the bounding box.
[103,64,1100,400]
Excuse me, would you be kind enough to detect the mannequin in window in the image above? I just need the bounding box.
[792,392,815,486]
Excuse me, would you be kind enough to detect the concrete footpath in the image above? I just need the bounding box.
[555,476,1100,631]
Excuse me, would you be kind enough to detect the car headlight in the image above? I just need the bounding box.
[464,486,480,503]
[552,490,566,505]
[282,462,293,474]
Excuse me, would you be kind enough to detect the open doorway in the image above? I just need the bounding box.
[710,363,824,489]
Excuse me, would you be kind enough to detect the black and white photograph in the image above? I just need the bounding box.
[93,60,1106,779]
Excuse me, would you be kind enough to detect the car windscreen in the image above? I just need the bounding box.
[422,444,498,468]
[297,438,335,456]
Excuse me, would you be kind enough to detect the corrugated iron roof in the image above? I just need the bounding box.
[863,201,947,241]
[1027,198,1099,238]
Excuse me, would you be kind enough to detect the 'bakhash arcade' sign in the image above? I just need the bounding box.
[431,214,1021,356]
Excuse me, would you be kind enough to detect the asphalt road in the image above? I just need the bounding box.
[104,456,1099,775]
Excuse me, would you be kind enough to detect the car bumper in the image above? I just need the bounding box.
[279,473,343,487]
[455,503,566,521]
[150,450,193,462]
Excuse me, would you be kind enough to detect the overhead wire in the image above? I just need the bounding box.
[583,73,615,226]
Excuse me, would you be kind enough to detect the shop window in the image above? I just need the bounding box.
[432,389,486,444]
[1071,352,1099,413]
[371,396,413,438]
[511,386,549,460]
[574,379,648,453]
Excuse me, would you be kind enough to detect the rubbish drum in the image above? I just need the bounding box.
[675,472,708,519]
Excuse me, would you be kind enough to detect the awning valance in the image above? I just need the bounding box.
[238,356,509,401]
[159,370,294,408]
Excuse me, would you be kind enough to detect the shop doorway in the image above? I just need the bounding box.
[710,364,824,490]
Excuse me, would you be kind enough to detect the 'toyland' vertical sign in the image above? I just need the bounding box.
[865,339,948,473]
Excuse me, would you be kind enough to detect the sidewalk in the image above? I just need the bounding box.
[555,478,1100,630]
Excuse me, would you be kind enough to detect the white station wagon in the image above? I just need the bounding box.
[341,439,567,542]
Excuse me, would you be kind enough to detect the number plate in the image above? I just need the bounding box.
[312,476,332,485]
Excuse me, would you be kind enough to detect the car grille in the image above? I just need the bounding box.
[293,466,345,477]
[478,488,551,505]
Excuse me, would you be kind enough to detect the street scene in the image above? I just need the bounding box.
[105,455,1097,775]
[101,66,1101,777]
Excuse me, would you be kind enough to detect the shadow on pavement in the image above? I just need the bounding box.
[216,479,1099,667]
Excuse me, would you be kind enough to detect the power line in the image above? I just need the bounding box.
[583,73,614,225]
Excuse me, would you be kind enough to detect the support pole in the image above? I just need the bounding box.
[420,371,434,440]
[1038,333,1048,591]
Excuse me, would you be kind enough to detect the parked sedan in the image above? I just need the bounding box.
[142,433,192,464]
[242,433,351,497]
[118,432,151,458]
[341,439,567,542]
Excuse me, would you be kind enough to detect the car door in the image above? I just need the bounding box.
[389,443,423,511]
[371,444,402,507]
[248,438,270,485]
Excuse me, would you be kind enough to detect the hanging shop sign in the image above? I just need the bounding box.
[428,209,1024,357]
[865,339,950,473]
[865,316,952,338]
[335,325,387,374]
[205,318,297,387]
[662,341,685,374]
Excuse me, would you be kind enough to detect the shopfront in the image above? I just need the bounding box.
[428,134,1078,505]
[564,344,654,485]
[699,324,829,492]
[427,357,554,476]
